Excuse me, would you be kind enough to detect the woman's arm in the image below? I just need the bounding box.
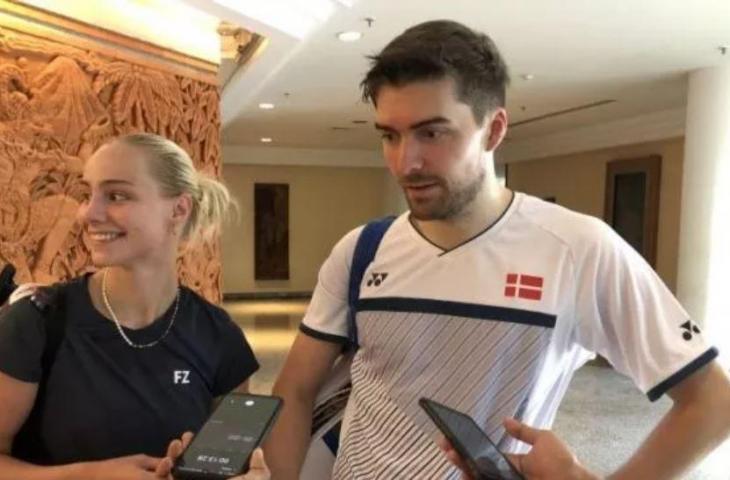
[0,370,78,479]
[0,370,163,480]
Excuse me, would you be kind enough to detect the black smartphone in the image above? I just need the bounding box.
[419,397,524,480]
[172,393,283,480]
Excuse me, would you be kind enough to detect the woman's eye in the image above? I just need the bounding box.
[109,192,128,202]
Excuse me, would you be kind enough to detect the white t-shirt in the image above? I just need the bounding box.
[301,192,717,480]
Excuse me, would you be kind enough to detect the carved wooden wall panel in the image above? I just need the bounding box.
[0,25,223,302]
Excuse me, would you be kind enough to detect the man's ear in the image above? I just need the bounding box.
[484,108,509,152]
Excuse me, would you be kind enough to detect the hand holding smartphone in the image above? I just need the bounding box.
[172,393,282,480]
[419,397,524,480]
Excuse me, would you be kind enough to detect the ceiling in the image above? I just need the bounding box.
[21,0,729,152]
[19,0,222,63]
[195,0,730,151]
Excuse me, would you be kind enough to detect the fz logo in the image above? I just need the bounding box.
[366,272,388,287]
[680,321,701,341]
[174,370,191,384]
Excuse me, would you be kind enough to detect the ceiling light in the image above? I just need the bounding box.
[261,137,273,143]
[521,73,535,81]
[337,31,362,42]
[259,103,275,109]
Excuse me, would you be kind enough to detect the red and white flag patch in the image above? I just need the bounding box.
[504,273,543,301]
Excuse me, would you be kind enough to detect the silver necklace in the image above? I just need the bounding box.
[101,269,179,349]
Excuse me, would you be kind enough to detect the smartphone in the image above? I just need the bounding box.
[172,393,283,480]
[419,397,524,480]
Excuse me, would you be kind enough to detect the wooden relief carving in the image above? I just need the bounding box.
[0,26,223,302]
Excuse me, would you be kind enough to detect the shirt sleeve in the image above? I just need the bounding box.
[212,313,260,397]
[573,220,717,401]
[299,226,364,344]
[0,298,46,383]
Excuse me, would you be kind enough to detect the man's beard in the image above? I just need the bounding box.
[404,167,486,221]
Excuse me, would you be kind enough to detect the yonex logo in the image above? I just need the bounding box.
[367,272,388,287]
[504,273,543,301]
[680,320,701,341]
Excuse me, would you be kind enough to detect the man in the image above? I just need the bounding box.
[266,20,730,479]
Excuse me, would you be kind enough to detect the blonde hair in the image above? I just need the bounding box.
[115,133,237,244]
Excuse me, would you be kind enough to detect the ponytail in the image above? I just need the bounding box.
[115,133,238,245]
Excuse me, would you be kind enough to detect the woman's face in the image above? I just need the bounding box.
[76,141,185,269]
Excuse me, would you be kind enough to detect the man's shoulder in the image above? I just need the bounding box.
[332,214,406,257]
[514,193,613,252]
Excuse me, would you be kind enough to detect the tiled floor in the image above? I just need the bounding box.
[226,299,729,479]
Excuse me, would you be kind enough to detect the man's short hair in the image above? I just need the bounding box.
[361,20,510,124]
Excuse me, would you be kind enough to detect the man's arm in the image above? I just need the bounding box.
[265,333,341,480]
[511,361,730,480]
[606,360,730,479]
[443,361,730,479]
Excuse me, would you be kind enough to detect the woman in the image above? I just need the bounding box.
[0,133,269,479]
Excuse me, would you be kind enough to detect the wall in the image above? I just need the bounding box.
[507,137,684,291]
[220,163,392,294]
[0,5,224,301]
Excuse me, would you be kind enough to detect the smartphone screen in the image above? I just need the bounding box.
[173,393,282,479]
[419,398,524,480]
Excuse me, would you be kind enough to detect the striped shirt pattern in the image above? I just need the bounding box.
[332,299,555,479]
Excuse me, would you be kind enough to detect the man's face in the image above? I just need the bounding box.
[374,77,492,221]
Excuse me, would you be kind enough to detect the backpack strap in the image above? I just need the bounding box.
[0,264,17,307]
[11,284,67,464]
[31,285,67,390]
[346,215,396,348]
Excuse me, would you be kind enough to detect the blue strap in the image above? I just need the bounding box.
[322,420,343,455]
[316,217,394,459]
[347,216,396,348]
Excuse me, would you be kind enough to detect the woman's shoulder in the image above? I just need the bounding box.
[179,286,234,326]
[0,273,90,337]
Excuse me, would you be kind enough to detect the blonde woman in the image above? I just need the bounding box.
[0,134,268,479]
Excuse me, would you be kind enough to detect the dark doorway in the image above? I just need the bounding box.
[604,156,661,268]
[254,183,289,280]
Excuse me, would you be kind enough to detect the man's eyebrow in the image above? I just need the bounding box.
[410,117,450,129]
[374,116,451,131]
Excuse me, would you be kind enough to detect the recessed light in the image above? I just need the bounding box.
[259,103,275,110]
[521,73,535,81]
[260,137,273,143]
[337,31,362,42]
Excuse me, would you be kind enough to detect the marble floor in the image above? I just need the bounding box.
[226,299,729,479]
